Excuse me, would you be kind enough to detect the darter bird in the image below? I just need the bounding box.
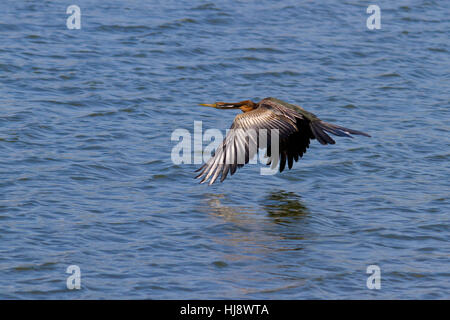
[196,97,370,185]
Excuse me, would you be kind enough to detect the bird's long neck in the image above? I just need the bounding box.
[238,100,256,113]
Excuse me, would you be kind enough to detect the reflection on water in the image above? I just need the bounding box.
[201,191,310,296]
[204,190,309,224]
[202,190,310,251]
[260,191,309,224]
[203,193,255,218]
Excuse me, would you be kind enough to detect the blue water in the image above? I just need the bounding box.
[0,0,449,299]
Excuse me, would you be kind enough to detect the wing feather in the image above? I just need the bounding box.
[196,106,298,184]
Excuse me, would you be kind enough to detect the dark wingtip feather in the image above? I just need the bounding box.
[355,130,371,138]
[279,152,286,172]
[288,154,293,170]
[220,165,230,183]
[195,169,203,179]
[310,122,335,145]
[195,163,206,173]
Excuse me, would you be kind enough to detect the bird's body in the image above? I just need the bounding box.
[196,97,370,185]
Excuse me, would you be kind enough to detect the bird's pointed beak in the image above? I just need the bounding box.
[198,102,241,109]
[198,103,217,108]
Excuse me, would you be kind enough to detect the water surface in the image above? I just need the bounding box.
[0,0,449,299]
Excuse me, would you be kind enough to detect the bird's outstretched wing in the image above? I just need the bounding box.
[257,98,370,171]
[195,105,298,185]
[260,97,370,144]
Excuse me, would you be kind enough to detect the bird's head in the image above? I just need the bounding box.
[199,100,256,112]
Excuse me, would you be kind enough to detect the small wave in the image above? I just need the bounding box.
[237,47,286,54]
[241,70,301,79]
[82,111,117,118]
[96,25,152,32]
[427,47,447,53]
[379,85,408,90]
[13,261,58,272]
[378,72,401,78]
[157,18,199,30]
[191,3,220,11]
[0,23,20,31]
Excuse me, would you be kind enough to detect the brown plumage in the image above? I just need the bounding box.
[196,97,370,185]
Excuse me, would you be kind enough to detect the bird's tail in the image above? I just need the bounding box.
[310,120,371,145]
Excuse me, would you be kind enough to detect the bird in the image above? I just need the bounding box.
[195,97,370,185]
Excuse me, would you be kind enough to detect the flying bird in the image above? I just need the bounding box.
[196,97,370,185]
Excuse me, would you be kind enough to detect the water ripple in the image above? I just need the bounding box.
[0,0,448,300]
